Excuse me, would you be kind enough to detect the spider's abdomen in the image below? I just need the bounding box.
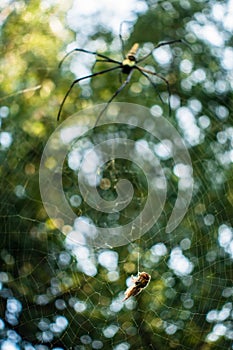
[127,43,139,58]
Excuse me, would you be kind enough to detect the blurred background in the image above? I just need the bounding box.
[0,0,233,349]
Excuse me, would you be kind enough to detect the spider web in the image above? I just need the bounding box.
[0,1,233,350]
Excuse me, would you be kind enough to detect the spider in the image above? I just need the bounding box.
[57,27,183,125]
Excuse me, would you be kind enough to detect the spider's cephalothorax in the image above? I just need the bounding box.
[122,43,139,74]
[57,34,183,124]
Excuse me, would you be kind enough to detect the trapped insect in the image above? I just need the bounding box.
[57,24,183,125]
[123,271,151,301]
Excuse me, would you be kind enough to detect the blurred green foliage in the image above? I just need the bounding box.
[0,0,232,349]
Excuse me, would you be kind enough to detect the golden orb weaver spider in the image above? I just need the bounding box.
[57,25,183,125]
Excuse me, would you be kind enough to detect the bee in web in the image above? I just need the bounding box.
[123,271,151,301]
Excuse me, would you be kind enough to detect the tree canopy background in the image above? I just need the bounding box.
[0,0,233,349]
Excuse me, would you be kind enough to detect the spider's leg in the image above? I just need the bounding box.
[138,39,183,63]
[59,48,120,68]
[57,66,121,121]
[94,69,134,127]
[96,59,115,63]
[93,58,121,70]
[137,66,172,117]
[119,22,126,58]
[119,72,123,84]
[136,66,164,105]
[119,21,135,59]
